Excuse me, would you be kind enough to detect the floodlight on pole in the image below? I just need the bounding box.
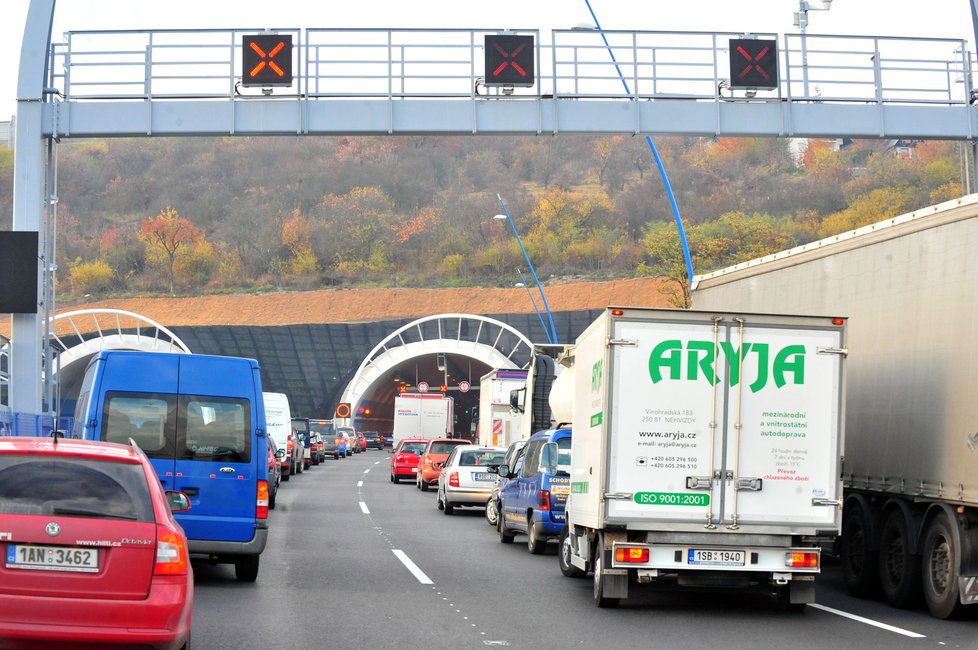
[516,268,553,344]
[493,194,558,344]
[795,0,834,98]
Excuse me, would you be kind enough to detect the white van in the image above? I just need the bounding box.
[263,392,301,480]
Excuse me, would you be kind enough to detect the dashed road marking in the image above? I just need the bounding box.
[357,480,363,487]
[358,501,370,514]
[392,549,433,584]
[810,604,925,638]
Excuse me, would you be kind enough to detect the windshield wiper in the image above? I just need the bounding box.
[49,506,139,520]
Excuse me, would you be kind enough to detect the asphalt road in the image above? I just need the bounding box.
[191,451,977,649]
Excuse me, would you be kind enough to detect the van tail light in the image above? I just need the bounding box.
[614,545,650,564]
[154,526,189,576]
[538,490,551,511]
[449,472,460,488]
[786,552,819,568]
[335,437,341,445]
[257,480,269,519]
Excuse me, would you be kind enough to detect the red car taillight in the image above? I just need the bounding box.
[335,437,341,445]
[449,472,460,487]
[538,490,551,511]
[154,526,189,576]
[257,480,269,519]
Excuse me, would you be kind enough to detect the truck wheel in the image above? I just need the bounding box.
[485,498,499,527]
[498,515,515,544]
[921,512,966,619]
[841,506,879,597]
[559,526,586,578]
[593,548,620,608]
[527,517,546,555]
[234,555,260,583]
[879,509,922,608]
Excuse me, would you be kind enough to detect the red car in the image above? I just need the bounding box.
[0,435,193,650]
[416,438,473,491]
[390,438,429,483]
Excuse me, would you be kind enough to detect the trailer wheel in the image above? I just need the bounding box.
[879,509,922,608]
[593,546,620,608]
[558,526,585,578]
[921,512,966,619]
[841,505,879,597]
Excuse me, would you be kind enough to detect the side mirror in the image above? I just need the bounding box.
[497,463,510,479]
[275,449,286,458]
[165,491,191,513]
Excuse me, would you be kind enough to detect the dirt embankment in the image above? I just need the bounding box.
[2,277,676,333]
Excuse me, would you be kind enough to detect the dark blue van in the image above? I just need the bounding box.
[72,350,269,582]
[497,428,572,554]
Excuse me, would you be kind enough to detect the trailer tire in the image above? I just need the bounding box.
[593,548,620,608]
[842,505,879,597]
[559,526,585,578]
[879,508,922,608]
[921,512,967,619]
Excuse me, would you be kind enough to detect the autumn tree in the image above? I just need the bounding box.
[140,206,202,294]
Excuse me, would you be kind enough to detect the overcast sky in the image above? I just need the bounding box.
[2,0,976,119]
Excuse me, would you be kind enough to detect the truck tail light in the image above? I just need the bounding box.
[154,526,189,576]
[538,490,551,511]
[615,545,650,564]
[449,472,460,487]
[786,552,818,568]
[256,480,269,519]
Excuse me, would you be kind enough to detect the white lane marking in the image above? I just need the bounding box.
[392,549,433,584]
[359,501,370,514]
[363,468,371,474]
[809,604,925,638]
[374,460,381,465]
[357,480,363,487]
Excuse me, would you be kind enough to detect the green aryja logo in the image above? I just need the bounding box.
[648,340,805,392]
[591,359,603,393]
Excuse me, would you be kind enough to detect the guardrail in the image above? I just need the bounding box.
[48,28,973,106]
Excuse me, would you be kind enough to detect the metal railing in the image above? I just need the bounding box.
[48,27,973,106]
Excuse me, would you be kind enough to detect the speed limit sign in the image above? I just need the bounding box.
[417,381,429,393]
[458,380,471,393]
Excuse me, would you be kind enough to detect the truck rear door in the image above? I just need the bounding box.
[604,314,844,529]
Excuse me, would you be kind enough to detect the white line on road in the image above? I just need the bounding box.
[363,468,370,474]
[374,460,381,465]
[357,480,363,487]
[810,604,925,638]
[392,549,433,584]
[359,501,370,514]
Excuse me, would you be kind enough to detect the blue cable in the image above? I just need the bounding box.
[582,0,695,297]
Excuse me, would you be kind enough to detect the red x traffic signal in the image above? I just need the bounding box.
[484,34,535,87]
[728,39,778,89]
[242,34,293,87]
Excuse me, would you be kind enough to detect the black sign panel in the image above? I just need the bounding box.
[729,39,778,89]
[485,34,535,87]
[242,34,294,87]
[0,231,38,314]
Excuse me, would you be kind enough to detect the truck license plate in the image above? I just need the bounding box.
[6,544,100,573]
[687,549,745,567]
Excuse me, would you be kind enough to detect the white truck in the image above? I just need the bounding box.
[477,369,528,447]
[556,307,846,609]
[392,393,454,442]
[692,194,978,619]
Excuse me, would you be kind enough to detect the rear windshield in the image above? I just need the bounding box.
[398,442,426,455]
[0,456,154,522]
[458,451,506,466]
[429,441,466,454]
[309,421,334,436]
[103,391,252,463]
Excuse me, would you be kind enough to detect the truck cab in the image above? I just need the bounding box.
[497,428,572,554]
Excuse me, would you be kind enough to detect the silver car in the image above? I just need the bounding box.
[436,445,507,515]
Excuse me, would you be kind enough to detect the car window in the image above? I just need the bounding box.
[182,396,251,463]
[429,441,464,454]
[399,442,426,455]
[0,456,154,522]
[512,449,525,476]
[522,440,542,476]
[556,437,572,466]
[102,392,175,457]
[459,451,506,466]
[445,448,460,466]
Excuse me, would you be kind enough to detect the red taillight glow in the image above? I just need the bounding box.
[335,437,341,445]
[832,317,844,326]
[611,308,624,317]
[786,552,818,568]
[449,472,459,487]
[257,480,269,519]
[614,546,650,564]
[538,490,551,511]
[154,526,189,576]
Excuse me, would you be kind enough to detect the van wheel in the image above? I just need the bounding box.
[879,509,922,608]
[235,555,260,583]
[527,517,546,555]
[498,515,515,544]
[921,512,966,619]
[559,526,586,578]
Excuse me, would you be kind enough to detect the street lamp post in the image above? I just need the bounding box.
[493,194,558,344]
[515,269,553,344]
[795,0,833,98]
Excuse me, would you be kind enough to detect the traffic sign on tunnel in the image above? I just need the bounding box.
[728,38,778,89]
[484,34,535,87]
[242,34,293,87]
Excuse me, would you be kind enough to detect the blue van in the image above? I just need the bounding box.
[496,428,572,554]
[72,350,269,582]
